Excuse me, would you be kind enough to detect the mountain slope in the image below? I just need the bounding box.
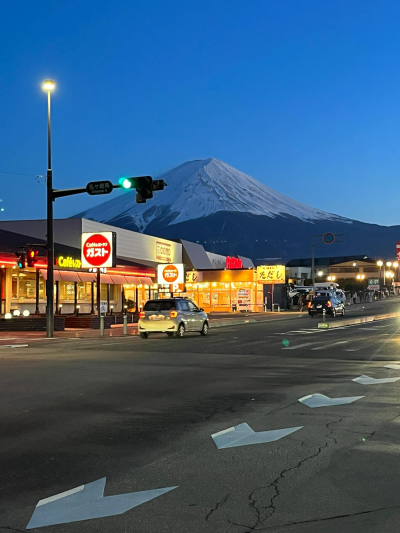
[75,158,398,261]
[77,158,349,231]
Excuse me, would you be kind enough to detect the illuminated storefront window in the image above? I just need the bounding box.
[11,272,45,300]
[185,275,264,312]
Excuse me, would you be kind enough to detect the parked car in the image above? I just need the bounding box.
[138,298,209,338]
[308,296,345,317]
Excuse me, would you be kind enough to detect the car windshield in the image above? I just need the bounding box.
[143,300,176,311]
[313,297,330,302]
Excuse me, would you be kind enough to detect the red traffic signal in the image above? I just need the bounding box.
[27,249,39,267]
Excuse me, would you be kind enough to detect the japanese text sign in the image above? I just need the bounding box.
[157,263,185,285]
[81,232,116,268]
[256,265,285,284]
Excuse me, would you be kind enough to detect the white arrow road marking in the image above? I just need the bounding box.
[298,393,364,408]
[352,375,400,385]
[384,364,400,370]
[26,478,177,529]
[211,423,303,449]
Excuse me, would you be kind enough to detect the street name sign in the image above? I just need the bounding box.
[86,181,113,195]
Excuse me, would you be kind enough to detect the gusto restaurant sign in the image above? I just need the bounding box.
[226,256,243,269]
[157,263,185,285]
[81,232,116,269]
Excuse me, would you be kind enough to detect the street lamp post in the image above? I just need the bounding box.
[42,80,55,338]
[377,260,383,298]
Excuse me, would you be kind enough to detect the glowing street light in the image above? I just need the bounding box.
[387,261,392,267]
[317,270,323,276]
[377,261,383,298]
[42,80,55,91]
[42,79,57,337]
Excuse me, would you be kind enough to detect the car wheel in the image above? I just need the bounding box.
[175,323,185,338]
[309,312,313,317]
[167,332,174,337]
[200,322,209,336]
[140,332,149,339]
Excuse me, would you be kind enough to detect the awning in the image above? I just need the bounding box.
[40,269,62,281]
[110,275,128,285]
[40,270,148,285]
[124,275,140,286]
[59,271,82,283]
[97,274,113,284]
[77,272,96,282]
[139,276,153,286]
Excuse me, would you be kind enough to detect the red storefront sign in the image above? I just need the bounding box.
[81,232,116,268]
[396,242,400,262]
[226,256,243,269]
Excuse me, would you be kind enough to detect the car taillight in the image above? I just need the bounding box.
[308,302,312,308]
[139,312,145,319]
[327,301,331,308]
[170,311,178,318]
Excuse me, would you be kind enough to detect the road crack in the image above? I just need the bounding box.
[244,417,343,531]
[258,503,400,530]
[205,493,231,521]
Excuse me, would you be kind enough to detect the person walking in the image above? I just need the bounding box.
[352,291,357,305]
[298,294,304,312]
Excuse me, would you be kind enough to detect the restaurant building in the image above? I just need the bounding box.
[0,219,181,316]
[0,218,265,317]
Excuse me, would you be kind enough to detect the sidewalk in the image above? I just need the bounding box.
[0,311,304,344]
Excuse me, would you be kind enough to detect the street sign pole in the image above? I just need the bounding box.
[311,233,343,296]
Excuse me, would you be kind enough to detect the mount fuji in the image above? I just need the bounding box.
[76,158,399,261]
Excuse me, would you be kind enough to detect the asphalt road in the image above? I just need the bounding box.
[2,298,400,532]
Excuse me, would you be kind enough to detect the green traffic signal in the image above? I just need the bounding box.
[119,177,133,189]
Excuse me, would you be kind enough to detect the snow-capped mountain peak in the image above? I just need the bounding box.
[76,158,348,230]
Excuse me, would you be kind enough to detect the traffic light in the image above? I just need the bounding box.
[27,249,39,267]
[152,179,167,191]
[118,176,166,204]
[16,249,26,269]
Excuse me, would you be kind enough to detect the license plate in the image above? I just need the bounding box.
[317,305,322,308]
[150,315,164,320]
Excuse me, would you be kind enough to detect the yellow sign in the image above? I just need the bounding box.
[56,256,82,269]
[257,265,285,284]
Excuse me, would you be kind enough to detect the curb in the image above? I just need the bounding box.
[318,311,400,329]
[211,319,257,328]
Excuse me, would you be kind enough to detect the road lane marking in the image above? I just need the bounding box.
[311,341,349,350]
[27,478,177,529]
[299,393,364,408]
[283,342,315,350]
[211,423,303,449]
[344,347,363,351]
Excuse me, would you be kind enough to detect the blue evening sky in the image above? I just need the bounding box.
[1,0,400,224]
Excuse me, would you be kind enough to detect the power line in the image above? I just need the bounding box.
[0,170,44,178]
